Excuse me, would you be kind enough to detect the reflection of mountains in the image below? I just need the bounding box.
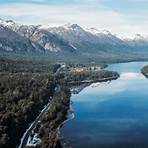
[90,81,111,88]
[120,72,144,80]
[71,81,112,95]
[71,84,90,94]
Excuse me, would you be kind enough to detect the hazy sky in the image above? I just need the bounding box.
[0,0,148,38]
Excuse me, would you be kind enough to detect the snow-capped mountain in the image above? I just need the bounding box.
[0,24,45,53]
[1,18,148,63]
[85,27,111,35]
[0,19,21,32]
[48,23,98,43]
[48,23,127,54]
[124,34,148,47]
[0,19,75,53]
[85,27,125,46]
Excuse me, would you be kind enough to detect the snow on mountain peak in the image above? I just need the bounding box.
[0,19,15,26]
[86,27,111,35]
[63,23,83,31]
[0,19,21,31]
[5,20,15,24]
[85,27,100,34]
[134,34,144,40]
[102,29,111,35]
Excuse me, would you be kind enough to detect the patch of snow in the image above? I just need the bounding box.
[124,34,148,41]
[85,27,100,34]
[26,133,41,147]
[18,101,51,148]
[63,23,73,30]
[69,44,77,50]
[90,82,101,88]
[134,34,144,40]
[18,122,34,148]
[85,27,111,35]
[63,23,81,31]
[4,46,13,51]
[0,19,21,31]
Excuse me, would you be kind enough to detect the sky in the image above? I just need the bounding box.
[0,0,148,38]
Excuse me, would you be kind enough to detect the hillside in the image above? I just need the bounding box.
[0,19,148,63]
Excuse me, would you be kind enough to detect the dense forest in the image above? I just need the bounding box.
[0,58,54,73]
[0,58,72,148]
[56,70,119,84]
[0,58,54,147]
[0,73,55,148]
[34,86,71,148]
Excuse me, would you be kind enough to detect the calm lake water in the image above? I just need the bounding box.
[61,62,148,148]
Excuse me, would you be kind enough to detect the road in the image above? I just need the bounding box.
[18,101,51,148]
[18,65,62,148]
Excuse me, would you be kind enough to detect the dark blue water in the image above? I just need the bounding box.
[61,62,148,148]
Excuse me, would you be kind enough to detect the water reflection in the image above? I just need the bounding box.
[61,62,148,148]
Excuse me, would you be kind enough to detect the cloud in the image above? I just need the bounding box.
[0,2,148,38]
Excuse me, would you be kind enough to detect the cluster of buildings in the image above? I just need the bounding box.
[69,66,101,73]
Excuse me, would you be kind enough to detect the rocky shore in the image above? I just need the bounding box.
[141,65,148,78]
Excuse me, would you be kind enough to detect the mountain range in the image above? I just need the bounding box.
[0,18,148,63]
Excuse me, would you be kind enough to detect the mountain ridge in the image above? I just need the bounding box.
[0,19,148,63]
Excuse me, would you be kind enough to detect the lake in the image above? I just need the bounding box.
[61,62,148,148]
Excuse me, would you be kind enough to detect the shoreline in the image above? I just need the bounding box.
[58,62,148,148]
[104,59,148,65]
[18,73,119,148]
[57,103,75,148]
[141,71,148,78]
[68,75,119,85]
[141,65,148,78]
[58,75,120,148]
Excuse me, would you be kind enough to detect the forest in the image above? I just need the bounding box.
[35,86,71,148]
[0,57,119,148]
[0,58,54,73]
[0,73,56,148]
[0,58,58,148]
[56,70,119,84]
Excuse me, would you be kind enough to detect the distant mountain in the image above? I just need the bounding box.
[0,18,148,63]
[124,34,148,47]
[47,23,130,60]
[0,24,44,53]
[85,28,125,45]
[0,19,75,53]
[48,24,126,49]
